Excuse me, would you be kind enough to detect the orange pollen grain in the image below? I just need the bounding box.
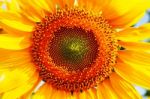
[31,7,118,92]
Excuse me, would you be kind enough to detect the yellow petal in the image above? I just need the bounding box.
[78,0,109,12]
[0,34,30,50]
[0,46,34,99]
[0,11,20,20]
[0,11,35,26]
[0,48,29,60]
[31,0,52,12]
[33,84,70,99]
[4,0,20,12]
[2,72,39,99]
[17,0,45,22]
[0,50,37,97]
[78,0,150,27]
[21,78,41,99]
[115,54,150,89]
[0,1,2,6]
[1,19,33,32]
[86,88,98,99]
[0,62,37,94]
[97,87,103,99]
[42,0,56,12]
[0,19,33,37]
[118,50,150,71]
[51,89,67,99]
[66,92,76,99]
[18,0,44,18]
[55,0,75,8]
[116,23,150,41]
[110,72,141,99]
[1,0,32,24]
[118,41,150,52]
[32,83,53,99]
[30,0,75,12]
[102,0,150,27]
[97,79,119,99]
[76,91,86,99]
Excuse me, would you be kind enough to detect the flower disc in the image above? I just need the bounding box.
[31,7,118,92]
[48,27,99,72]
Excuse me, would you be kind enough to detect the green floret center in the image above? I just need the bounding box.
[61,37,88,63]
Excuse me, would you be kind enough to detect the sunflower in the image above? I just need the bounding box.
[0,0,150,99]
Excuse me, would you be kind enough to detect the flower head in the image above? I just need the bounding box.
[0,0,150,99]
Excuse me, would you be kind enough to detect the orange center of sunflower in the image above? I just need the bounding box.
[31,7,117,92]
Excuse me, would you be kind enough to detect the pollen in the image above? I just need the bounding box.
[31,7,118,92]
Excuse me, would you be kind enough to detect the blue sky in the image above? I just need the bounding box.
[135,12,149,27]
